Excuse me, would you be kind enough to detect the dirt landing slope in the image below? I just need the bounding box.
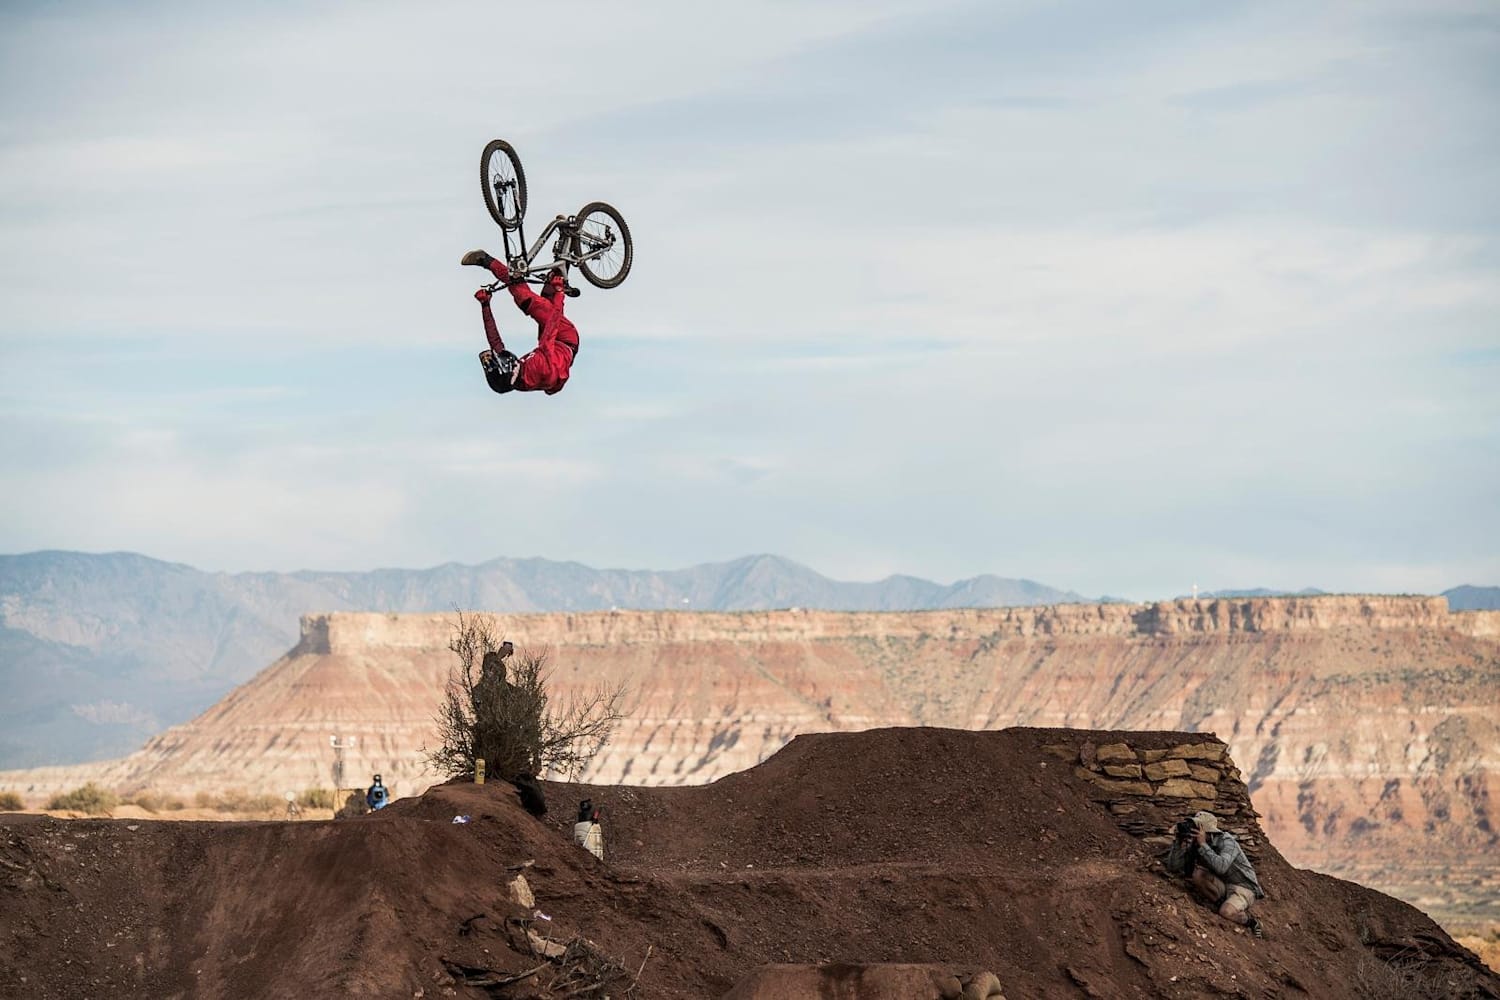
[3,728,1496,999]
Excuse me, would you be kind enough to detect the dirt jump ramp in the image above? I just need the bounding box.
[2,726,1497,999]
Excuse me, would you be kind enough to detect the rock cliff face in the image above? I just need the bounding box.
[0,550,1084,768]
[4,596,1497,930]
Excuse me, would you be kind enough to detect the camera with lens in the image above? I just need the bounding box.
[1172,818,1201,876]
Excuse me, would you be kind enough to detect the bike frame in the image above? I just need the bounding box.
[490,190,618,288]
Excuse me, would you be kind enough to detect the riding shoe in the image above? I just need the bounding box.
[541,268,580,300]
[460,249,493,268]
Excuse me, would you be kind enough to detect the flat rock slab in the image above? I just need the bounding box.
[1157,778,1219,799]
[1142,759,1192,781]
[1168,742,1225,761]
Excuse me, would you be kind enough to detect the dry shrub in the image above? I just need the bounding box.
[334,789,369,819]
[188,789,281,814]
[126,791,185,813]
[0,791,23,811]
[1351,950,1464,1000]
[47,783,118,815]
[213,789,282,814]
[425,611,627,781]
[297,787,336,809]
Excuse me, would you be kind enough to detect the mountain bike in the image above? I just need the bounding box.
[480,139,633,293]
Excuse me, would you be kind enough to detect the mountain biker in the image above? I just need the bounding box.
[460,250,579,395]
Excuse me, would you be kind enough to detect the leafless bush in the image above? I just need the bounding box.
[0,791,23,811]
[425,611,627,781]
[501,915,645,996]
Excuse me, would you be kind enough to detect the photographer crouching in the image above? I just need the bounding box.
[1164,810,1266,938]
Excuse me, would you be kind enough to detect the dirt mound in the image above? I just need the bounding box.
[3,727,1496,999]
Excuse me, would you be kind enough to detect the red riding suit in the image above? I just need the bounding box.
[476,260,579,395]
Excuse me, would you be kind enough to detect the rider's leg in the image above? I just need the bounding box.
[507,278,554,323]
[460,249,513,285]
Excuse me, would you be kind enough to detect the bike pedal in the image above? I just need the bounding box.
[564,285,581,298]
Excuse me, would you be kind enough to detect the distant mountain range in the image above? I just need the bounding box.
[1189,585,1499,611]
[3,549,1492,770]
[0,551,1085,768]
[1443,585,1500,612]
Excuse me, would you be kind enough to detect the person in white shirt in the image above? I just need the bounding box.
[573,799,604,861]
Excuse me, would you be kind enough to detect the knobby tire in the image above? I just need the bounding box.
[480,139,528,230]
[573,201,633,289]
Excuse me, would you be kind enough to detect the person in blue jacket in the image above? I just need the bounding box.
[366,774,389,811]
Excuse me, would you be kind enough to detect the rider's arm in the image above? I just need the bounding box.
[1194,837,1234,877]
[477,290,505,354]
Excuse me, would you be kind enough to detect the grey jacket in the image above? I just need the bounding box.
[1166,832,1265,898]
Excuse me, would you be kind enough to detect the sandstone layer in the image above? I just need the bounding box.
[3,595,1497,931]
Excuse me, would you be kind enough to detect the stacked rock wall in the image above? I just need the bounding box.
[1048,735,1266,858]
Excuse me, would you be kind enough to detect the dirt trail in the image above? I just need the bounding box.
[3,727,1496,999]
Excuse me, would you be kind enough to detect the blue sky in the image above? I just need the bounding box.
[1,0,1496,599]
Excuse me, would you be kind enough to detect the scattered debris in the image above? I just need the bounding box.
[440,957,549,989]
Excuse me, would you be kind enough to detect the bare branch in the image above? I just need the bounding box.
[423,611,628,782]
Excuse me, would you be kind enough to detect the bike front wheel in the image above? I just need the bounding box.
[480,140,528,230]
[573,201,633,288]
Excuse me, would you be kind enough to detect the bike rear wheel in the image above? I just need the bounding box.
[480,140,527,230]
[573,201,633,288]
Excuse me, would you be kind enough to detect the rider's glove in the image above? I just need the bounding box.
[475,288,493,305]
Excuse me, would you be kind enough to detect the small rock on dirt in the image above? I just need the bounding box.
[507,874,534,908]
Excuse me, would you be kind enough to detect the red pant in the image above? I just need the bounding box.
[480,262,579,395]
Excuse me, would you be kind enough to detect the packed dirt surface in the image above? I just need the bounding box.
[3,728,1496,999]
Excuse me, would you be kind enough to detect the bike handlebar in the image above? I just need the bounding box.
[483,270,558,293]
